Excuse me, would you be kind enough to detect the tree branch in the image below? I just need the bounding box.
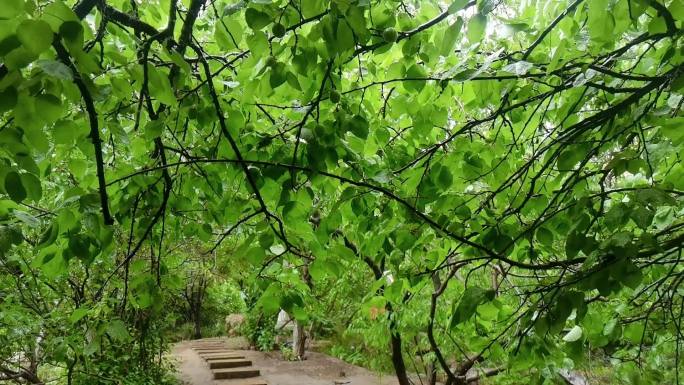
[53,41,114,225]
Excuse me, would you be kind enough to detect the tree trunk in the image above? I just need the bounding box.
[186,274,206,339]
[193,311,202,339]
[192,287,202,339]
[344,235,410,385]
[292,320,306,360]
[389,319,411,385]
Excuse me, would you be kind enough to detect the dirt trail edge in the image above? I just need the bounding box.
[172,338,399,385]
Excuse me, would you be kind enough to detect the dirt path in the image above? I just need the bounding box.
[172,338,399,385]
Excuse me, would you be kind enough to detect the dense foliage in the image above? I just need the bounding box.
[1,0,683,384]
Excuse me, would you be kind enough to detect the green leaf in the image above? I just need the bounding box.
[435,166,453,190]
[440,17,464,56]
[0,87,18,113]
[612,259,643,289]
[604,203,628,230]
[0,225,22,252]
[35,94,63,123]
[659,117,684,144]
[144,119,163,140]
[146,65,176,106]
[395,228,416,251]
[630,205,654,229]
[565,231,585,258]
[245,8,271,30]
[106,320,131,341]
[535,227,554,247]
[68,234,91,262]
[346,114,369,139]
[647,13,667,34]
[286,72,302,91]
[283,200,308,223]
[4,172,26,203]
[448,0,470,13]
[0,0,23,19]
[291,305,308,322]
[42,1,79,32]
[134,289,153,309]
[404,64,427,92]
[3,46,36,70]
[280,292,304,313]
[17,19,53,55]
[14,210,38,228]
[481,228,514,254]
[19,173,41,202]
[309,258,333,281]
[478,0,496,14]
[587,0,615,44]
[269,63,287,89]
[450,286,495,327]
[53,120,88,144]
[215,17,243,51]
[42,252,68,278]
[59,20,84,46]
[246,30,268,55]
[336,20,355,52]
[36,59,73,80]
[70,308,89,324]
[257,284,282,314]
[602,318,618,336]
[624,323,645,344]
[467,14,486,44]
[557,147,586,170]
[0,34,21,56]
[244,246,266,266]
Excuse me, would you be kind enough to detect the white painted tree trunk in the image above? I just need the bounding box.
[292,320,306,360]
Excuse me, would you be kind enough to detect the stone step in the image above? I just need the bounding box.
[212,368,260,380]
[192,347,230,351]
[192,346,227,350]
[204,354,246,361]
[214,380,267,385]
[194,349,233,354]
[194,348,228,351]
[207,359,252,369]
[199,353,245,360]
[197,351,242,356]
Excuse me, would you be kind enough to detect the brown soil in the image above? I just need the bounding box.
[172,337,399,385]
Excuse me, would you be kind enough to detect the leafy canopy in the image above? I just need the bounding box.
[0,0,683,384]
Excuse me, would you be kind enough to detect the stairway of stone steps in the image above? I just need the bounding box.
[190,341,267,385]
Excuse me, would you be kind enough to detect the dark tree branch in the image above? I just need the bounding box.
[99,3,160,36]
[648,0,677,33]
[53,41,114,225]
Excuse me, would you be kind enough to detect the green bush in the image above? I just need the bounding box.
[243,312,277,351]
